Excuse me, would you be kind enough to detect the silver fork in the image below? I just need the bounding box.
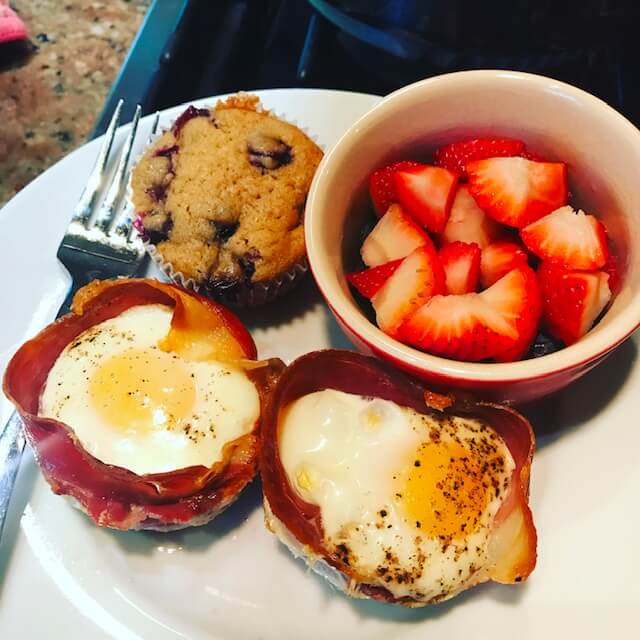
[0,101,157,541]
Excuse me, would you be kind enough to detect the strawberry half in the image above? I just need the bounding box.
[361,204,436,268]
[519,149,546,162]
[399,266,541,362]
[520,205,608,270]
[466,157,568,228]
[537,262,612,345]
[369,160,420,217]
[480,241,529,289]
[601,252,621,294]
[439,241,481,295]
[488,267,542,362]
[434,137,526,176]
[346,259,402,299]
[393,163,458,234]
[440,185,502,249]
[372,245,445,337]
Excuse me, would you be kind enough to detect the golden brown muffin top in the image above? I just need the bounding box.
[130,94,323,290]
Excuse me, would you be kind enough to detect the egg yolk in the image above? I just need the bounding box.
[158,293,246,362]
[399,441,491,541]
[89,347,196,433]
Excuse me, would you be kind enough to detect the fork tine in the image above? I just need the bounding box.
[115,111,161,239]
[148,110,161,138]
[93,105,142,234]
[72,99,123,227]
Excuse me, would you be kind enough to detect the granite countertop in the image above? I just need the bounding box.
[0,0,151,207]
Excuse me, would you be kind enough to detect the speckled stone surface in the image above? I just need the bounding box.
[0,0,150,207]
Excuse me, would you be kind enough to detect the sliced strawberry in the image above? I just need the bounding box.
[434,137,526,175]
[371,245,445,337]
[361,203,436,267]
[519,149,546,162]
[487,267,542,362]
[346,259,403,299]
[399,267,541,362]
[439,241,481,295]
[480,241,529,288]
[466,157,568,228]
[369,160,420,217]
[520,205,608,270]
[393,163,458,234]
[601,252,621,294]
[537,262,612,345]
[440,185,502,249]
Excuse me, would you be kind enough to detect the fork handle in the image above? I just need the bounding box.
[0,411,25,541]
[0,279,84,540]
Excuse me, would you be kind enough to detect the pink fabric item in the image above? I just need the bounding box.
[0,2,27,43]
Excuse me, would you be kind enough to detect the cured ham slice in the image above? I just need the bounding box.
[261,350,536,605]
[3,279,284,530]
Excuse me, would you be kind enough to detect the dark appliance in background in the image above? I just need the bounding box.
[93,0,640,137]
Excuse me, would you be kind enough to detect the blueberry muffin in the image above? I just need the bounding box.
[130,94,323,305]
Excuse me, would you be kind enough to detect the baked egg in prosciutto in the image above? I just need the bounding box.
[40,303,260,476]
[3,279,284,531]
[261,350,536,606]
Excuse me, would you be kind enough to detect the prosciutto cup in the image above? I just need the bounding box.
[260,349,537,606]
[3,279,284,531]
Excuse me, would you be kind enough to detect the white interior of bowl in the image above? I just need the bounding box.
[306,70,640,382]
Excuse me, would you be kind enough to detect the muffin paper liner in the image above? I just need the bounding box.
[145,241,309,307]
[126,95,322,307]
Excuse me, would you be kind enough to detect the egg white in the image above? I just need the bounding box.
[39,304,260,475]
[279,389,514,602]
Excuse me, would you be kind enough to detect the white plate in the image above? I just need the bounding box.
[1,89,639,640]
